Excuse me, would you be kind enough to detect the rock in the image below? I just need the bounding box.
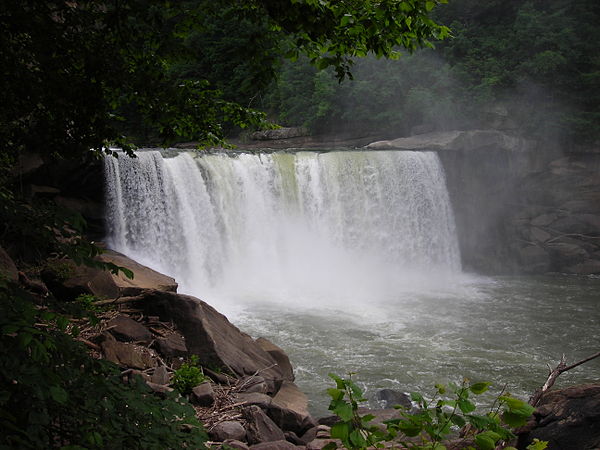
[151,365,170,385]
[375,389,412,409]
[517,383,600,450]
[100,333,156,370]
[0,246,18,282]
[366,130,531,153]
[256,338,295,381]
[305,439,339,450]
[191,382,215,407]
[98,249,178,296]
[565,259,600,275]
[546,242,588,265]
[156,333,188,358]
[356,408,403,431]
[529,227,551,243]
[251,127,309,141]
[223,440,250,450]
[530,213,557,227]
[518,245,551,273]
[284,432,304,445]
[243,405,286,444]
[138,290,285,391]
[210,421,247,442]
[239,375,269,394]
[268,381,317,435]
[41,259,117,301]
[249,440,299,450]
[146,381,174,397]
[107,315,153,344]
[235,392,273,410]
[300,426,331,444]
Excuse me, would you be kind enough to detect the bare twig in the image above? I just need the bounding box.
[530,351,600,406]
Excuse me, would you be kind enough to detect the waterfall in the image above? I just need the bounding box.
[104,150,461,313]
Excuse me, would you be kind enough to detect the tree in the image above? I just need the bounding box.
[0,0,449,163]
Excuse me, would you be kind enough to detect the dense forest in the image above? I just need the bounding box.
[260,0,600,145]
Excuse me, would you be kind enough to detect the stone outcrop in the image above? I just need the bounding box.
[517,383,600,449]
[250,127,309,141]
[366,130,533,153]
[41,249,177,301]
[135,289,285,391]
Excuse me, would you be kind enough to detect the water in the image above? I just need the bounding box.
[104,149,600,416]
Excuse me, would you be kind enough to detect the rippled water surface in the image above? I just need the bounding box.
[228,274,600,416]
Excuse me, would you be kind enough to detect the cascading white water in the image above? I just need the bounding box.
[104,150,461,316]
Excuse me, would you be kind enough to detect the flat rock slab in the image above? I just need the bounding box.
[366,129,531,153]
[98,249,178,296]
[107,315,153,344]
[269,381,316,435]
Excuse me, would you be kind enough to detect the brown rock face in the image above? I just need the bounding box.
[256,337,295,382]
[268,381,317,435]
[517,383,600,450]
[136,290,285,391]
[107,315,153,344]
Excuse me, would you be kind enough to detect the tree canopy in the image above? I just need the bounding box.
[0,0,448,162]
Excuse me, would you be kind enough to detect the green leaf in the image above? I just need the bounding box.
[322,443,338,450]
[474,430,502,450]
[333,402,353,421]
[49,386,69,404]
[349,428,367,448]
[450,415,466,427]
[458,399,476,414]
[501,396,535,417]
[466,414,492,429]
[330,422,349,441]
[469,382,490,395]
[501,411,529,428]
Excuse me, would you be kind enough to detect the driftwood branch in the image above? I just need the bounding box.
[93,294,145,306]
[530,351,600,406]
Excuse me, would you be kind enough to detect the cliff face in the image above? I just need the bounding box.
[18,130,600,276]
[368,130,600,275]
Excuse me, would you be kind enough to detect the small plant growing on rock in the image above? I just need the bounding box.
[172,355,208,395]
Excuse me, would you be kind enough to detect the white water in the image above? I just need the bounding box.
[104,150,600,415]
[105,150,462,318]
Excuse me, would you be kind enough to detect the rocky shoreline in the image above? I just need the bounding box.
[3,246,596,449]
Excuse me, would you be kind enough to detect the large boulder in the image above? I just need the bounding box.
[134,290,285,391]
[41,249,177,301]
[256,337,295,381]
[517,383,600,450]
[97,249,178,296]
[268,381,317,435]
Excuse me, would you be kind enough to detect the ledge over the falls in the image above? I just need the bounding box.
[366,129,533,152]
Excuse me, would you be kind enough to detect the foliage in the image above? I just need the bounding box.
[0,280,208,449]
[323,373,542,450]
[172,355,209,396]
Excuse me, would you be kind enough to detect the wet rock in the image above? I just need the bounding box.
[305,439,339,450]
[243,405,286,444]
[191,382,215,406]
[107,315,153,344]
[210,421,247,442]
[156,333,188,358]
[299,425,331,444]
[375,389,412,409]
[284,431,304,445]
[531,213,558,227]
[529,227,551,243]
[256,338,295,382]
[517,383,600,450]
[268,381,317,435]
